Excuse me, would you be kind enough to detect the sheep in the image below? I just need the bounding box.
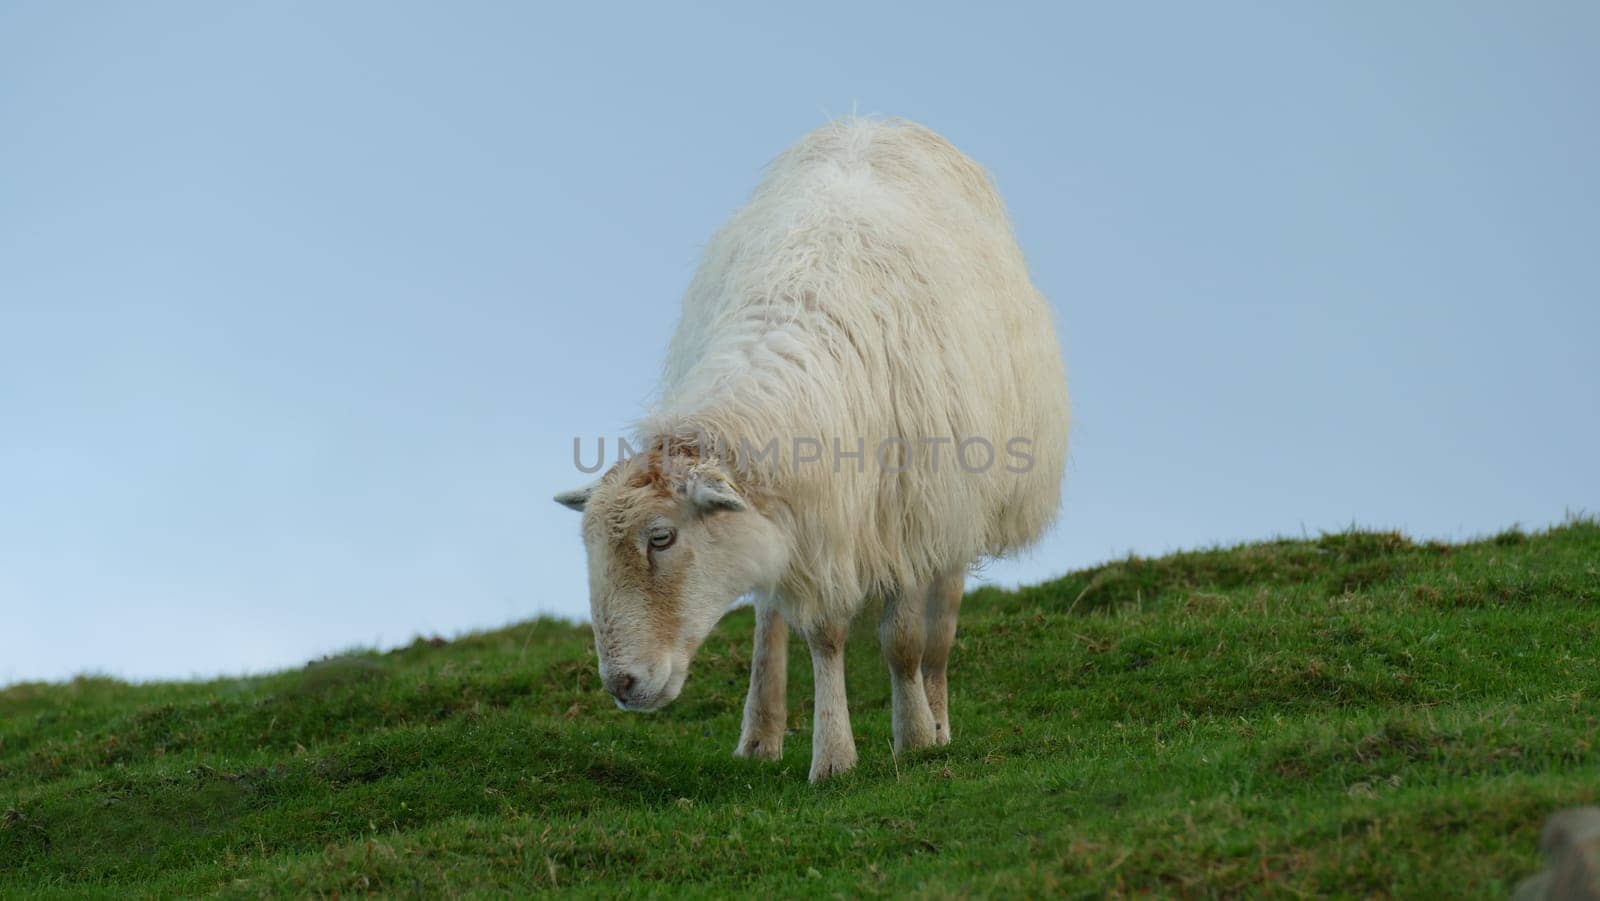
[555,117,1069,782]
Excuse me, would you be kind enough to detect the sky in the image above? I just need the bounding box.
[2,1,1596,685]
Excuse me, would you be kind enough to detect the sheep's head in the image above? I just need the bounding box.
[555,450,788,711]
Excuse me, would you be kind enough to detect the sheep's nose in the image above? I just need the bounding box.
[607,672,637,704]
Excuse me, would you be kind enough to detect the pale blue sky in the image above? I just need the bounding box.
[2,2,1596,685]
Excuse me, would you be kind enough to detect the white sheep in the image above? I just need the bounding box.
[556,117,1069,782]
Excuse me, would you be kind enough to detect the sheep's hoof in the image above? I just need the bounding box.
[892,702,939,754]
[808,744,858,783]
[733,734,783,761]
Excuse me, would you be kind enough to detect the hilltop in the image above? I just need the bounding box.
[3,519,1597,896]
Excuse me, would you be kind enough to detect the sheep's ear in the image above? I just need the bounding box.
[554,483,597,512]
[686,470,746,513]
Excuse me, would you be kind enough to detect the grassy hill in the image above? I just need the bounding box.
[3,519,1598,897]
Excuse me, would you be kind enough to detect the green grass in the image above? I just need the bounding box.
[3,519,1598,897]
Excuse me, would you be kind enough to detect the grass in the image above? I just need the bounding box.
[3,518,1598,897]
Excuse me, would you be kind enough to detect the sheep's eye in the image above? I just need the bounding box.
[647,527,677,551]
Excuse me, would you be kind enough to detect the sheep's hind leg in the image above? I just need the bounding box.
[880,584,938,755]
[804,622,858,782]
[921,568,964,746]
[734,597,787,761]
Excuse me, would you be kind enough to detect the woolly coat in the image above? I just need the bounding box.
[638,118,1070,629]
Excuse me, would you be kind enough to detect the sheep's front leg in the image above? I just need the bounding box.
[804,622,857,782]
[921,568,965,746]
[734,598,787,761]
[880,586,938,754]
